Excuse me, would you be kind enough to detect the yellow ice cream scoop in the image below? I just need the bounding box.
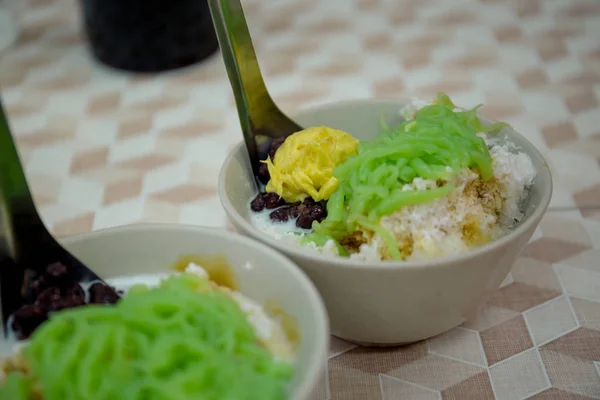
[265,126,359,203]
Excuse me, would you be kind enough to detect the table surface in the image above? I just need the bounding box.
[2,0,600,398]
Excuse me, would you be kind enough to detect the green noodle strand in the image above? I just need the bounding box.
[1,274,293,400]
[308,92,507,259]
[0,374,32,400]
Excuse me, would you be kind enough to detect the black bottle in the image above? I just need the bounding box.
[80,0,219,73]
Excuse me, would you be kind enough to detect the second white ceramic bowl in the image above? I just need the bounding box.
[218,99,553,345]
[0,225,329,400]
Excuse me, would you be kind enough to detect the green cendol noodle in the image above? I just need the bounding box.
[0,274,293,400]
[306,93,509,259]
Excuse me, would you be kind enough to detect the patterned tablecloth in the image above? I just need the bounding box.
[1,0,600,398]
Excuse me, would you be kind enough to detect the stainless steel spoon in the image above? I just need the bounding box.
[208,0,302,181]
[0,99,117,338]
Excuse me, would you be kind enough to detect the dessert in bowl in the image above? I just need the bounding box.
[219,94,553,345]
[0,225,329,400]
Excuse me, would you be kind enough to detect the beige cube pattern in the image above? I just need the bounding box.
[2,0,600,398]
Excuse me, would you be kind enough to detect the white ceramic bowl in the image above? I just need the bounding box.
[218,99,553,346]
[0,224,329,400]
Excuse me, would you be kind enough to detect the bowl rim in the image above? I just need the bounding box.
[218,98,554,271]
[59,223,330,400]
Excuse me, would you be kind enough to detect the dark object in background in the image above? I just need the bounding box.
[80,0,219,73]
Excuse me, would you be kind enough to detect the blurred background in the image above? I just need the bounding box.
[0,0,21,54]
[1,0,599,233]
[0,1,599,398]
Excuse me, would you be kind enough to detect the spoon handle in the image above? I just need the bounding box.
[0,99,51,329]
[208,0,269,122]
[0,100,67,273]
[0,100,49,260]
[208,0,301,170]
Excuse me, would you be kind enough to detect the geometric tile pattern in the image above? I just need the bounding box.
[1,0,600,399]
[319,211,600,400]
